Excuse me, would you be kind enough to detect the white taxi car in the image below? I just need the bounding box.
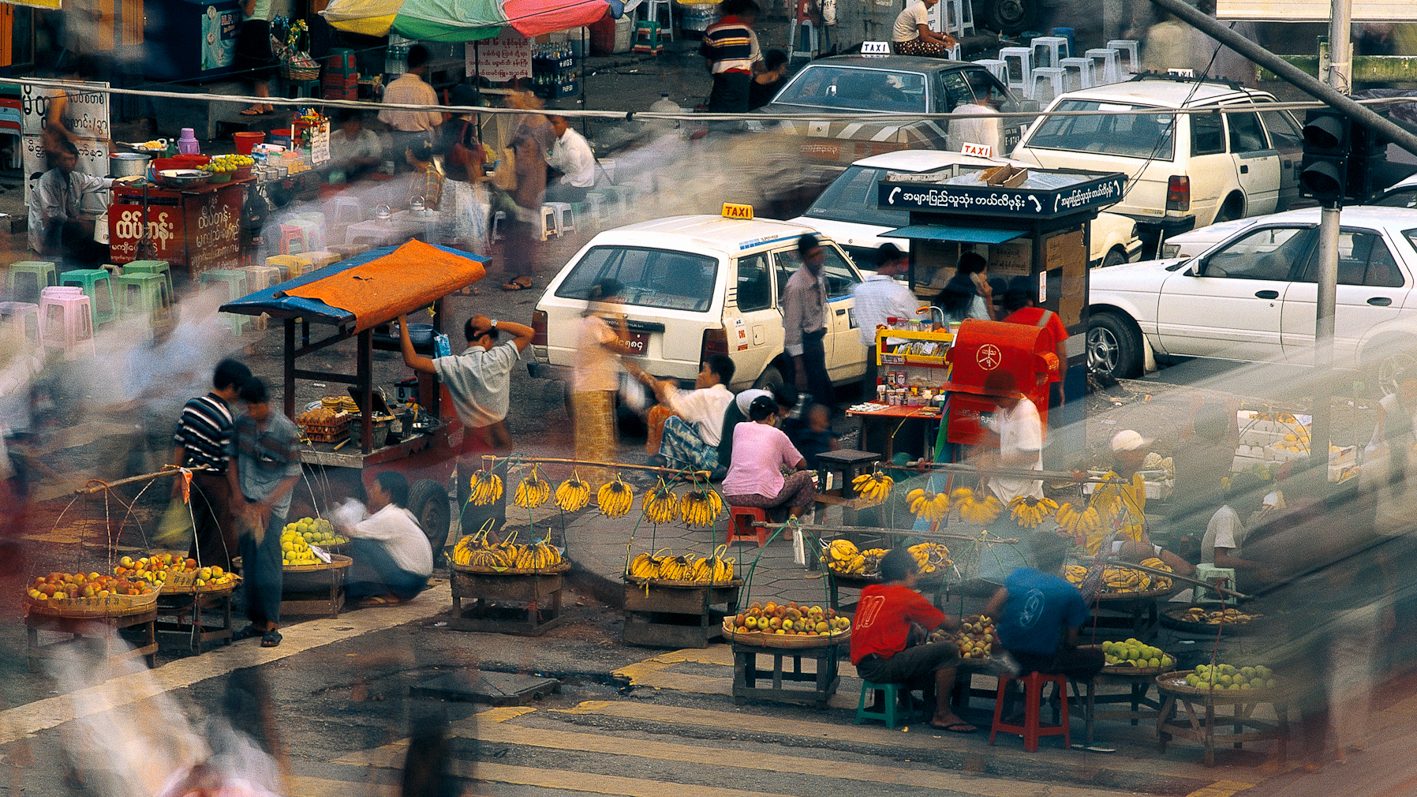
[530,209,870,391]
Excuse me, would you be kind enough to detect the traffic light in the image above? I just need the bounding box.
[1346,120,1390,203]
[1300,108,1350,205]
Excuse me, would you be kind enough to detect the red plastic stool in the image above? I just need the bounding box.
[990,671,1071,752]
[725,506,769,547]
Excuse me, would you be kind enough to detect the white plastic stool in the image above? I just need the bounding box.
[1030,67,1066,103]
[491,210,507,243]
[1030,36,1069,69]
[0,302,42,347]
[972,59,1007,83]
[328,196,363,227]
[945,42,961,61]
[1059,57,1093,90]
[641,0,674,42]
[544,202,576,237]
[999,47,1032,95]
[788,17,819,64]
[582,193,608,228]
[1085,48,1122,85]
[242,265,283,330]
[1107,39,1139,75]
[39,291,96,358]
[538,205,558,241]
[941,0,965,36]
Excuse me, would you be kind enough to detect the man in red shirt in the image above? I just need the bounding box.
[850,548,976,732]
[1002,276,1068,407]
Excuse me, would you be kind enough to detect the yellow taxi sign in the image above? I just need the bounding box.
[721,202,754,220]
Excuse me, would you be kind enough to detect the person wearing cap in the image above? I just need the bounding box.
[978,370,1044,506]
[1001,276,1068,407]
[781,233,835,411]
[1103,429,1153,543]
[722,395,816,519]
[852,243,920,401]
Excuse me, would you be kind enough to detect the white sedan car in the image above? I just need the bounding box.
[1087,207,1417,389]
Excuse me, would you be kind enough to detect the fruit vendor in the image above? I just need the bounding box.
[227,378,302,649]
[851,548,977,733]
[27,139,110,265]
[334,472,432,606]
[638,354,736,473]
[715,384,797,478]
[171,358,252,572]
[984,535,1104,680]
[978,370,1044,507]
[721,395,817,520]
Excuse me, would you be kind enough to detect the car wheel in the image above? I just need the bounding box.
[754,364,785,392]
[1214,195,1244,224]
[1087,313,1143,379]
[1372,345,1417,397]
[983,0,1038,34]
[408,479,452,565]
[1101,247,1128,268]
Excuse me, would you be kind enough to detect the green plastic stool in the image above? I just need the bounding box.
[6,260,57,302]
[114,273,168,321]
[59,268,117,326]
[121,260,174,307]
[199,268,250,334]
[855,680,923,729]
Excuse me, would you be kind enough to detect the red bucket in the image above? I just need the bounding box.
[234,131,265,154]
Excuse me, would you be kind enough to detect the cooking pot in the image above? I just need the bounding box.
[110,152,152,179]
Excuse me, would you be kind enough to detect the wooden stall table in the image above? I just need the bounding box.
[109,177,252,276]
[1076,648,1172,746]
[450,562,568,636]
[1155,671,1290,767]
[623,578,741,649]
[727,625,849,708]
[845,404,941,464]
[26,603,159,671]
[280,555,352,618]
[156,582,238,653]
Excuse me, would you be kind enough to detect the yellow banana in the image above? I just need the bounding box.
[597,476,634,518]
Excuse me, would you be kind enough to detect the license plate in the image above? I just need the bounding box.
[1005,125,1023,151]
[623,331,650,356]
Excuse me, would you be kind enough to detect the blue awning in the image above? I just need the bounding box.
[882,225,1028,245]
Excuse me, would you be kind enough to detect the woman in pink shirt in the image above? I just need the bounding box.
[722,395,816,518]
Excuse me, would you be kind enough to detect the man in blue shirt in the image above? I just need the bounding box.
[985,534,1104,679]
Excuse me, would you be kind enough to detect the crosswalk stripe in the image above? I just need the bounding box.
[287,775,397,797]
[1184,781,1256,797]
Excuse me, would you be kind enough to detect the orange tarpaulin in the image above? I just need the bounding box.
[281,240,486,333]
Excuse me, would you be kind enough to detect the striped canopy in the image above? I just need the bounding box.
[322,0,622,41]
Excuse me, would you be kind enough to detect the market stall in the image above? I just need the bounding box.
[108,176,250,273]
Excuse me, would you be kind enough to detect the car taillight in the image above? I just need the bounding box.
[532,310,547,346]
[1166,176,1191,212]
[701,327,729,359]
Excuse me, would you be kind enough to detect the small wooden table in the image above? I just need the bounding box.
[1155,673,1290,766]
[1082,668,1169,745]
[156,588,236,653]
[281,555,352,619]
[731,640,846,708]
[26,607,158,671]
[450,566,567,636]
[622,579,741,649]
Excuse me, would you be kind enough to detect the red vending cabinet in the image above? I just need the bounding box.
[943,319,1055,446]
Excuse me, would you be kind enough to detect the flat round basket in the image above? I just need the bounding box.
[722,617,850,649]
[27,590,159,618]
[1091,584,1178,603]
[625,576,743,590]
[1156,670,1281,701]
[1080,644,1176,677]
[1160,606,1267,635]
[160,575,242,595]
[282,554,353,573]
[452,560,571,576]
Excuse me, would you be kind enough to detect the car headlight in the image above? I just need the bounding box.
[1161,243,1181,259]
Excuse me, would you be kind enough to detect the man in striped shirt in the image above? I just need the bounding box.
[171,358,250,570]
[702,0,762,113]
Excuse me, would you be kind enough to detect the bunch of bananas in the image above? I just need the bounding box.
[1009,496,1059,529]
[1138,557,1173,590]
[642,480,679,525]
[1056,502,1105,552]
[1064,564,1089,585]
[597,476,635,518]
[511,536,563,570]
[627,548,671,580]
[907,542,952,574]
[689,544,736,583]
[554,473,592,512]
[656,553,699,581]
[1180,606,1262,626]
[469,469,504,506]
[852,471,894,506]
[1089,474,1125,522]
[452,529,517,569]
[952,487,1003,524]
[906,488,950,523]
[513,465,552,509]
[679,488,724,527]
[1065,563,1165,594]
[824,538,864,575]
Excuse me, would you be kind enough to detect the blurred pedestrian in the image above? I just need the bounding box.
[573,280,638,480]
[749,49,790,110]
[702,0,762,112]
[378,45,447,170]
[403,141,444,210]
[336,471,432,606]
[228,378,301,648]
[235,0,275,115]
[499,89,552,291]
[438,137,491,254]
[852,242,919,399]
[781,233,834,409]
[545,114,596,204]
[171,358,251,571]
[1001,275,1067,406]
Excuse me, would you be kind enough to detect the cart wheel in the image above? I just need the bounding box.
[408,479,452,566]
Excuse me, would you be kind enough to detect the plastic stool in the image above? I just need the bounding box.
[328,196,364,227]
[1030,35,1069,69]
[242,265,283,330]
[788,17,819,64]
[114,273,169,325]
[1030,67,1066,102]
[1107,39,1139,75]
[277,224,308,256]
[198,269,251,334]
[855,680,929,728]
[990,671,1071,752]
[538,205,558,241]
[121,260,174,308]
[640,0,674,41]
[39,290,96,357]
[491,210,507,243]
[1059,57,1093,90]
[941,0,965,36]
[544,201,576,237]
[304,250,340,270]
[1193,564,1237,604]
[632,20,664,55]
[973,59,1007,83]
[59,268,116,326]
[1050,26,1076,57]
[726,506,769,547]
[998,47,1032,95]
[1085,48,1122,85]
[288,218,328,252]
[0,302,42,347]
[265,255,303,280]
[5,260,57,302]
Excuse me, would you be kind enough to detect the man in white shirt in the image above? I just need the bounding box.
[980,370,1044,505]
[28,140,109,264]
[335,472,433,605]
[545,115,596,204]
[946,88,1005,158]
[1201,474,1275,582]
[892,0,955,57]
[641,354,737,472]
[852,243,920,399]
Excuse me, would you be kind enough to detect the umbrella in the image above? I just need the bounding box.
[322,0,625,42]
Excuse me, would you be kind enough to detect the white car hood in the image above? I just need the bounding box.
[1090,257,1190,296]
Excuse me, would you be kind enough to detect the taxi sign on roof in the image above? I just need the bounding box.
[722,202,754,220]
[861,41,891,57]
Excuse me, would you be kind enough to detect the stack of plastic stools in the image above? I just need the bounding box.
[1085,48,1122,85]
[856,681,927,729]
[1050,26,1076,57]
[973,59,1007,83]
[632,21,664,55]
[198,269,250,334]
[1059,57,1093,90]
[277,224,309,256]
[289,215,328,252]
[640,0,674,41]
[725,506,769,547]
[544,202,576,237]
[303,250,341,270]
[114,272,170,334]
[990,671,1071,752]
[998,47,1032,97]
[242,265,283,329]
[1030,67,1065,103]
[39,286,96,358]
[1107,39,1139,75]
[121,260,174,308]
[6,260,57,302]
[323,48,358,101]
[1030,35,1069,70]
[59,268,116,327]
[0,301,42,347]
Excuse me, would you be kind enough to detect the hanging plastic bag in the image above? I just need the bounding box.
[155,499,195,549]
[792,523,807,567]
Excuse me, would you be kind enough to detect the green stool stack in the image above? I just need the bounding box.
[121,260,174,307]
[59,268,117,326]
[6,261,57,302]
[198,268,250,334]
[114,272,169,322]
[855,680,926,729]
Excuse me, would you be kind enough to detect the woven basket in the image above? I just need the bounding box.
[1091,584,1178,603]
[161,575,242,595]
[1155,670,1282,701]
[283,61,321,82]
[1080,644,1176,677]
[452,560,571,576]
[722,617,850,649]
[27,590,158,618]
[1160,606,1266,635]
[283,553,352,573]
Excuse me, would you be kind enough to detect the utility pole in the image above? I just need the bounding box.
[1310,0,1351,477]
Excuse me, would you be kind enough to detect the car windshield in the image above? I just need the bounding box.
[803,166,911,227]
[1025,99,1177,160]
[554,246,719,313]
[770,65,927,113]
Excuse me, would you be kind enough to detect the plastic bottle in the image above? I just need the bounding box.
[177,128,200,155]
[648,92,682,135]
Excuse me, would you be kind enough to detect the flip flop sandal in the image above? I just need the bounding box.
[501,278,533,291]
[239,108,264,116]
[260,629,283,647]
[930,721,977,734]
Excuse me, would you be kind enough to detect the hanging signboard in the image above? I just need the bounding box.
[466,32,532,82]
[878,172,1126,219]
[200,5,242,71]
[20,80,110,203]
[1217,0,1417,20]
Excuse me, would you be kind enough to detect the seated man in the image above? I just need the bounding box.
[985,534,1104,680]
[325,109,386,184]
[850,548,977,733]
[641,354,736,472]
[334,471,433,606]
[28,140,109,265]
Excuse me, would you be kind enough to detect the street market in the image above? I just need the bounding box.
[4,0,1417,794]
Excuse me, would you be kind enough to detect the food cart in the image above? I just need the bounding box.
[108,176,251,274]
[219,239,489,553]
